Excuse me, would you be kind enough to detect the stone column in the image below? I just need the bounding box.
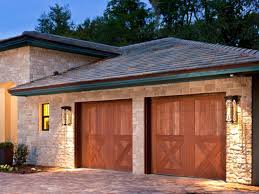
[226,77,252,184]
[132,97,145,174]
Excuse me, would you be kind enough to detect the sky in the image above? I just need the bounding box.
[0,0,150,39]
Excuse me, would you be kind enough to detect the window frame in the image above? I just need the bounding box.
[42,103,50,131]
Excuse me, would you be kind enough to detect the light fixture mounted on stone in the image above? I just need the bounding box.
[61,106,72,126]
[225,96,240,124]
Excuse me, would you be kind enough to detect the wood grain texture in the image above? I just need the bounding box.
[80,100,132,172]
[151,93,226,180]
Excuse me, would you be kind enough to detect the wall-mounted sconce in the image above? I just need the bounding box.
[225,96,240,124]
[61,106,72,126]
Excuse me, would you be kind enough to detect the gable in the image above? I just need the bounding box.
[0,47,30,85]
[29,47,100,81]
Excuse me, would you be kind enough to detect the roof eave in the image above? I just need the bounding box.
[10,65,259,97]
[0,35,119,58]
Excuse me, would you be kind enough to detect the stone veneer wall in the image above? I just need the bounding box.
[18,77,252,184]
[0,47,31,143]
[0,46,100,144]
[0,46,102,143]
[0,46,100,84]
[0,47,31,84]
[29,47,99,81]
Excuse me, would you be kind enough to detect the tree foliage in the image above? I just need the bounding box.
[150,0,259,49]
[72,0,156,46]
[35,0,259,49]
[35,4,74,36]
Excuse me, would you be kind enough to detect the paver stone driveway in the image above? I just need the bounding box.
[0,169,259,193]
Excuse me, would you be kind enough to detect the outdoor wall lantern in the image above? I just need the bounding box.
[225,96,240,124]
[61,106,72,126]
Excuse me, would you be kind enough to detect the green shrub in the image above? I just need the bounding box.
[14,144,29,166]
[0,142,14,149]
[0,164,15,172]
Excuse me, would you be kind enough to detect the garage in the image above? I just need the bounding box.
[76,99,132,172]
[149,93,226,180]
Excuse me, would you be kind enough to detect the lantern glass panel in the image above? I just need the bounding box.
[232,99,238,123]
[61,107,72,126]
[226,99,233,122]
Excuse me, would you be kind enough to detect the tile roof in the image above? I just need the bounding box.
[0,31,120,57]
[22,31,121,54]
[11,36,259,91]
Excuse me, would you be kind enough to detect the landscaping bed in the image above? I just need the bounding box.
[15,165,63,174]
[0,164,63,174]
[0,142,63,174]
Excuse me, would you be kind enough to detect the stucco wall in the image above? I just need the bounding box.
[29,47,100,81]
[18,77,252,184]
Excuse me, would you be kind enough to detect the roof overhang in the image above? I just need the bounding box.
[0,34,119,58]
[9,64,259,97]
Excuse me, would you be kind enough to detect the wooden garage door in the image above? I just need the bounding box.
[151,94,226,179]
[80,100,132,172]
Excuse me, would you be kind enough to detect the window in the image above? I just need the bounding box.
[42,103,50,131]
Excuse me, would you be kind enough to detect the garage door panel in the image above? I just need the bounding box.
[84,104,98,135]
[153,99,183,136]
[114,135,132,171]
[152,97,186,174]
[80,100,132,172]
[116,103,132,135]
[155,137,184,174]
[194,139,225,179]
[151,94,226,180]
[86,136,106,168]
[195,96,225,136]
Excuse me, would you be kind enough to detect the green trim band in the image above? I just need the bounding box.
[0,37,118,58]
[11,65,259,97]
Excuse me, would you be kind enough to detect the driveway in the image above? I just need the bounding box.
[0,169,258,194]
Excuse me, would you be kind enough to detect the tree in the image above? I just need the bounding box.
[35,4,74,36]
[38,1,156,46]
[238,12,259,49]
[72,17,109,43]
[149,0,259,49]
[71,0,156,46]
[102,0,156,45]
[210,0,259,48]
[35,1,258,49]
[149,0,200,30]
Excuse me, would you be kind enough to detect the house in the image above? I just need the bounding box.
[0,31,259,185]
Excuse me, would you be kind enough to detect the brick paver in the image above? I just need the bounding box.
[0,169,258,193]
